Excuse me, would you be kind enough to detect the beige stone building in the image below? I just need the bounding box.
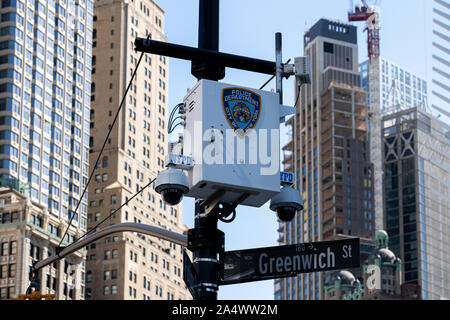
[0,186,85,300]
[86,0,190,300]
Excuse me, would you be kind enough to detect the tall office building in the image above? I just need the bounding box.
[86,0,190,300]
[360,57,428,231]
[277,18,374,300]
[382,106,450,300]
[430,0,449,114]
[360,57,428,114]
[0,0,93,299]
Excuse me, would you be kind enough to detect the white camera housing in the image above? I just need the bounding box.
[269,186,304,222]
[155,166,189,206]
[182,79,283,207]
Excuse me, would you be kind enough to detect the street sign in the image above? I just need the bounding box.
[166,153,194,170]
[183,249,200,299]
[219,238,360,285]
[280,171,294,184]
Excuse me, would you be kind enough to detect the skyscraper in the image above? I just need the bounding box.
[85,0,190,300]
[360,57,428,231]
[382,106,450,300]
[277,18,374,300]
[430,0,449,114]
[360,57,428,115]
[0,0,93,299]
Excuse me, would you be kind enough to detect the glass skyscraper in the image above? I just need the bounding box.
[0,0,93,299]
[430,0,449,115]
[360,57,428,113]
[359,57,428,232]
[382,106,450,300]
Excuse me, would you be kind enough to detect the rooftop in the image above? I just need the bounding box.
[304,18,357,47]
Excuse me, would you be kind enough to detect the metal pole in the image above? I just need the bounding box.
[33,223,188,271]
[275,32,283,104]
[189,0,223,301]
[198,0,219,51]
[191,200,220,300]
[134,39,276,76]
[192,0,225,80]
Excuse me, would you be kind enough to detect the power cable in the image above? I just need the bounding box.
[294,83,302,107]
[259,75,275,90]
[76,177,157,243]
[259,59,291,90]
[167,103,183,133]
[168,115,184,133]
[57,34,150,250]
[168,122,183,134]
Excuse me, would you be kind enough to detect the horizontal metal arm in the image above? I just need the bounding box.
[135,38,276,76]
[33,223,188,271]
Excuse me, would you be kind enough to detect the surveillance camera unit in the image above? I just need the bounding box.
[269,185,303,222]
[182,80,287,208]
[155,166,189,206]
[294,56,311,85]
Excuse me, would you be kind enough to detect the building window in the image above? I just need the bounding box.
[1,242,8,256]
[324,42,334,54]
[8,264,16,277]
[86,270,92,283]
[111,285,117,295]
[0,265,7,278]
[102,156,108,168]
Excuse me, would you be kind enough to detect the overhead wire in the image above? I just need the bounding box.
[29,176,157,280]
[259,59,291,90]
[57,34,150,251]
[76,177,157,242]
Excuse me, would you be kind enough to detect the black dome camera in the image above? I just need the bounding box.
[155,167,189,206]
[269,186,304,222]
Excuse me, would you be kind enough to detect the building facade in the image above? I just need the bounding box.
[360,57,428,113]
[360,57,428,232]
[86,0,190,300]
[276,18,374,300]
[0,0,93,299]
[324,230,421,300]
[0,187,85,299]
[382,106,450,300]
[430,0,449,114]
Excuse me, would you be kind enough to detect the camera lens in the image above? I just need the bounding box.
[161,188,184,206]
[276,206,297,222]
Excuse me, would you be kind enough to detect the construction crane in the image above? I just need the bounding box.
[347,0,384,232]
[348,0,380,61]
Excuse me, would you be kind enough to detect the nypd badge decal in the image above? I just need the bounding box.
[222,88,261,137]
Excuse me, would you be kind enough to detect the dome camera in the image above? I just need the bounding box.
[155,166,189,206]
[269,186,303,222]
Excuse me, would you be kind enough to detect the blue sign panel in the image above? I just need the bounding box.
[280,172,294,184]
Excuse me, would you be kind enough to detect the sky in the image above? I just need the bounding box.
[153,0,436,300]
